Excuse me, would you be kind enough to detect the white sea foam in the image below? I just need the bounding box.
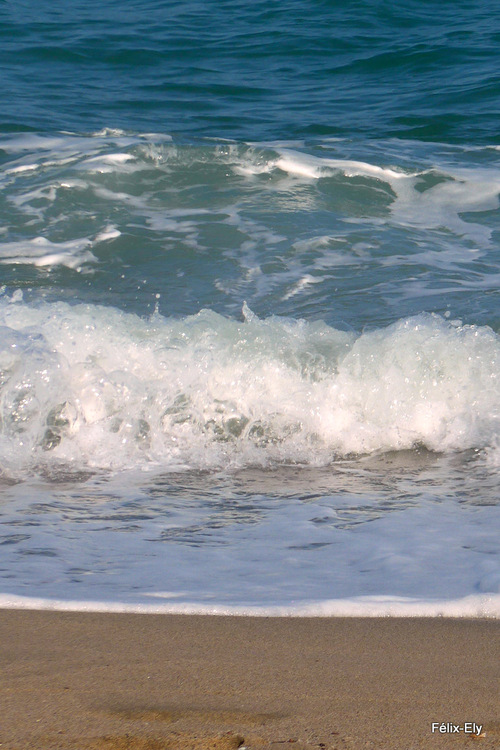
[275,152,412,181]
[2,133,498,292]
[0,593,498,617]
[80,153,138,173]
[270,148,500,245]
[1,131,167,155]
[0,237,97,269]
[4,163,40,176]
[0,298,499,475]
[94,225,121,242]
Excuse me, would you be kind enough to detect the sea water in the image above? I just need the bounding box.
[0,0,499,616]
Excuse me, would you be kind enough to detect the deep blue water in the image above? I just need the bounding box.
[1,0,499,143]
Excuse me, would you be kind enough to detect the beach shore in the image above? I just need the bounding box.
[0,611,498,749]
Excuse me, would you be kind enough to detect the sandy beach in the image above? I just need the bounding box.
[0,611,498,749]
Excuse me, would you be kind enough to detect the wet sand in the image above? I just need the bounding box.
[0,611,498,749]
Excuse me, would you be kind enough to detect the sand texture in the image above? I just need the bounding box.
[0,611,498,749]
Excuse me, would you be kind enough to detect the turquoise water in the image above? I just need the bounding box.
[0,0,499,614]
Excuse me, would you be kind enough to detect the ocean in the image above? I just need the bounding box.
[0,0,499,616]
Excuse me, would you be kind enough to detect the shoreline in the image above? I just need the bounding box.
[1,610,498,749]
[1,592,499,618]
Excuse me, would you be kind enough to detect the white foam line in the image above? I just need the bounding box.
[0,236,97,269]
[0,593,498,618]
[4,163,40,175]
[275,151,416,182]
[275,157,320,178]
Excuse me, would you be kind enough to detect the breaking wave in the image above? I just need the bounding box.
[1,293,499,476]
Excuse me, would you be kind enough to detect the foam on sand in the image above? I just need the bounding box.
[0,592,498,617]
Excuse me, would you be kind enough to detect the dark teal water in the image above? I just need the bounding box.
[2,0,499,143]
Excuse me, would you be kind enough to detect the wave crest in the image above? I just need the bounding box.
[1,297,499,475]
